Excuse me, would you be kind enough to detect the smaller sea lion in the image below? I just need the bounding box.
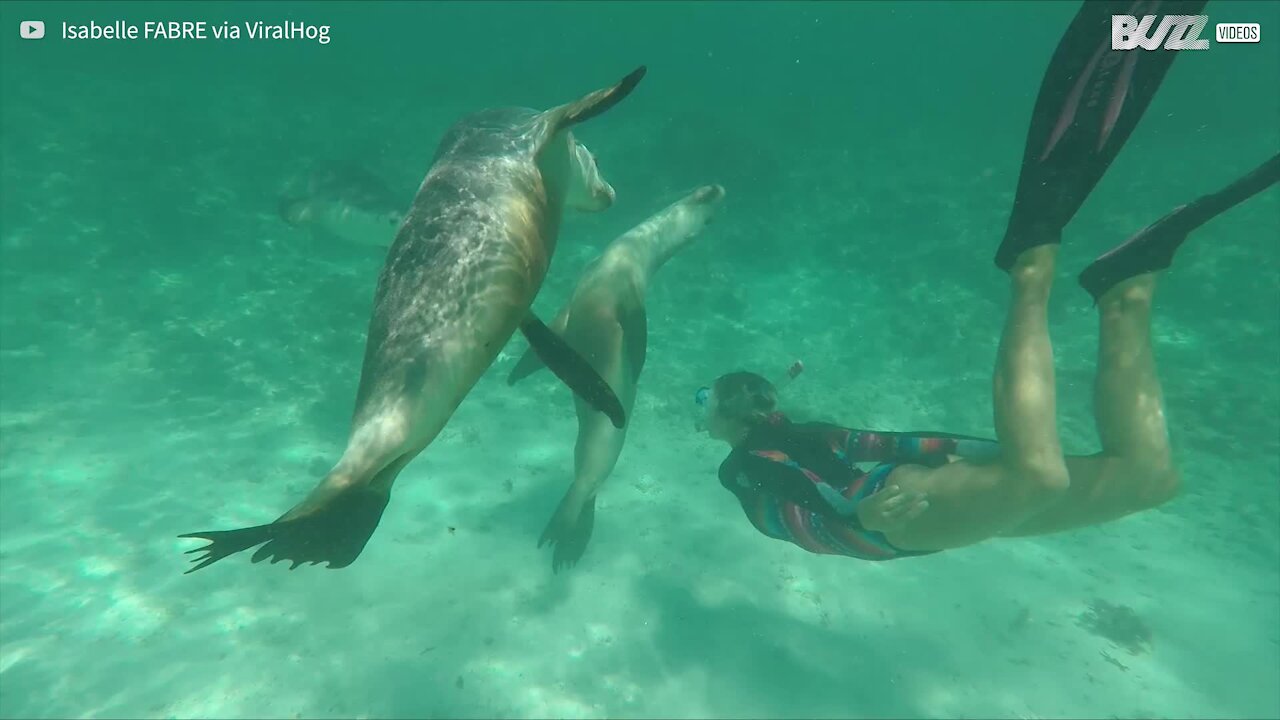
[509,184,726,571]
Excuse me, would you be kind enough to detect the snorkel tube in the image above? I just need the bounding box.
[773,360,804,391]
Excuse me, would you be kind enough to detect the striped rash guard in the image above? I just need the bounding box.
[717,413,1001,561]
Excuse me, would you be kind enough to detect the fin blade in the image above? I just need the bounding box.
[994,0,1207,271]
[519,314,626,428]
[1078,152,1280,302]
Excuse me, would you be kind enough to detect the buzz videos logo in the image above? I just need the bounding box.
[1112,14,1261,50]
[20,20,45,39]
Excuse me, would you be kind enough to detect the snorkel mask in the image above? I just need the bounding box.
[693,385,713,432]
[694,386,711,409]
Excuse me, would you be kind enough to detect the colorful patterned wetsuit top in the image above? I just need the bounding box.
[718,413,1001,561]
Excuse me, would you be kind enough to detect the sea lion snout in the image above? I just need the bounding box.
[691,184,726,204]
[279,197,311,226]
[567,140,615,212]
[595,180,617,208]
[670,184,725,235]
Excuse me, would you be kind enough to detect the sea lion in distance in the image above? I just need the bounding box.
[179,66,647,573]
[508,184,726,571]
[278,163,406,248]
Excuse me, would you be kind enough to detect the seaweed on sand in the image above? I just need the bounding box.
[1078,598,1153,655]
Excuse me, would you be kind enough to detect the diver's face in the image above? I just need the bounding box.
[694,385,742,443]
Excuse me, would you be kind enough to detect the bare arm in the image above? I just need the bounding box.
[832,427,1001,467]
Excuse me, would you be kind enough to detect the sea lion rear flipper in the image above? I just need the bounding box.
[518,313,626,428]
[538,490,597,574]
[179,486,390,574]
[546,66,647,132]
[177,522,279,574]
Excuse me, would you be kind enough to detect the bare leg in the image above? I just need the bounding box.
[1093,276,1171,466]
[883,246,1071,550]
[1004,273,1180,536]
[993,248,1070,483]
[1012,154,1280,534]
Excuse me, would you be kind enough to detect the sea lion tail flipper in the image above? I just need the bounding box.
[518,314,626,428]
[549,65,647,131]
[178,485,391,574]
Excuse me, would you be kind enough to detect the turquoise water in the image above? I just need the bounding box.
[1,1,1277,718]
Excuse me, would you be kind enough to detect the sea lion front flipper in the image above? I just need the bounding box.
[506,347,546,386]
[518,314,626,429]
[179,486,390,574]
[507,305,571,385]
[538,490,597,573]
[545,66,647,132]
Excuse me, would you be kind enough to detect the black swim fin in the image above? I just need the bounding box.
[995,0,1209,271]
[518,314,626,428]
[179,485,390,574]
[1079,152,1280,302]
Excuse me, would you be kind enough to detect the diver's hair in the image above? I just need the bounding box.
[712,371,778,426]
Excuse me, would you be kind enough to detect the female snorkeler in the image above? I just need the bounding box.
[695,0,1280,561]
[699,148,1277,560]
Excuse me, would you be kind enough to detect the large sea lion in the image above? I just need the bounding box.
[508,184,726,571]
[179,66,647,573]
